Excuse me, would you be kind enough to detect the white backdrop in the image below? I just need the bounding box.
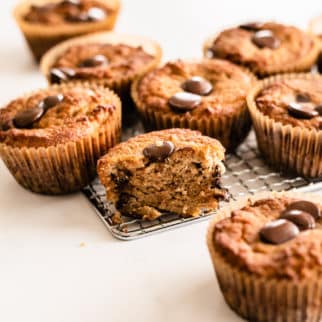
[0,1,321,322]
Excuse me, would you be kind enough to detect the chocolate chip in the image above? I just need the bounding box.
[259,219,300,245]
[169,92,201,111]
[143,141,175,162]
[31,3,57,12]
[50,68,75,84]
[315,105,322,115]
[78,55,108,68]
[182,77,213,96]
[65,12,89,23]
[13,106,44,129]
[287,102,319,119]
[287,200,321,220]
[280,209,315,231]
[317,52,322,74]
[59,0,81,6]
[42,94,64,110]
[86,7,106,21]
[239,22,263,31]
[296,93,311,103]
[252,30,280,49]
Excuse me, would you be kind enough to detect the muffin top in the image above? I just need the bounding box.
[49,43,155,84]
[98,128,225,175]
[23,0,116,25]
[0,83,120,148]
[134,59,256,118]
[255,77,322,130]
[212,195,322,280]
[208,22,318,76]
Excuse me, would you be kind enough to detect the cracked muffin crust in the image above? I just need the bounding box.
[247,73,322,178]
[14,0,120,61]
[97,129,228,220]
[207,191,322,322]
[205,22,320,76]
[0,82,121,194]
[131,59,256,151]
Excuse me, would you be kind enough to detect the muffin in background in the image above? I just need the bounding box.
[247,73,322,178]
[207,191,322,322]
[308,14,322,73]
[14,0,121,62]
[131,59,256,151]
[204,22,320,77]
[98,129,229,220]
[0,82,121,194]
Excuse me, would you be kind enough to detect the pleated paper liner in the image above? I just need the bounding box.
[207,191,322,322]
[13,0,121,62]
[203,31,321,77]
[0,82,121,195]
[40,31,162,116]
[247,73,322,178]
[131,62,256,152]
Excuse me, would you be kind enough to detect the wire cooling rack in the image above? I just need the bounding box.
[82,120,322,240]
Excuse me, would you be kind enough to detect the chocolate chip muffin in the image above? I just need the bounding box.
[204,22,320,77]
[97,129,228,220]
[207,191,322,322]
[247,73,322,178]
[14,0,121,62]
[0,82,121,194]
[131,59,256,151]
[41,32,162,118]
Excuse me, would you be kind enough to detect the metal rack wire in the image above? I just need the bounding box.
[82,129,322,240]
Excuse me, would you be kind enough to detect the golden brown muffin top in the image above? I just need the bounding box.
[23,0,114,25]
[98,128,225,184]
[49,43,154,84]
[135,59,256,118]
[0,83,120,148]
[209,22,318,75]
[255,78,322,130]
[213,197,322,280]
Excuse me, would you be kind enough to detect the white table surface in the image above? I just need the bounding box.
[0,1,321,321]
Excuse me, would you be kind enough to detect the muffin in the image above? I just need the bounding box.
[204,22,320,77]
[131,59,256,151]
[97,129,229,220]
[207,191,322,322]
[40,31,162,117]
[0,82,121,194]
[14,0,121,62]
[308,15,322,73]
[247,73,322,178]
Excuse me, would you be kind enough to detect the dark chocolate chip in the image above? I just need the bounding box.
[182,76,213,96]
[169,92,201,111]
[317,52,322,74]
[143,141,175,162]
[13,106,44,129]
[259,219,299,245]
[287,102,319,119]
[280,209,315,231]
[31,3,57,12]
[239,22,263,31]
[65,12,89,23]
[59,0,81,6]
[296,93,311,103]
[287,200,321,220]
[252,30,280,49]
[78,55,108,68]
[42,94,64,110]
[315,104,322,115]
[86,7,106,21]
[49,68,75,84]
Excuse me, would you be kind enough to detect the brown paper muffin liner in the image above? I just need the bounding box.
[247,73,322,178]
[13,0,121,62]
[0,82,121,195]
[203,32,321,77]
[131,66,256,151]
[207,191,322,322]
